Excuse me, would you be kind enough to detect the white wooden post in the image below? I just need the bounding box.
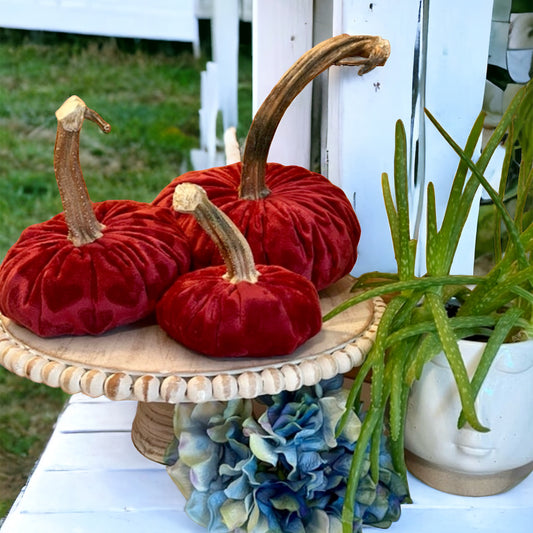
[323,0,493,276]
[326,0,421,276]
[190,62,226,170]
[414,0,494,275]
[252,0,314,166]
[212,0,240,130]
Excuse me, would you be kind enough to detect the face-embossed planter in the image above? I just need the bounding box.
[405,338,533,497]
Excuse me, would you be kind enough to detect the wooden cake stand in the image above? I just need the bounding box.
[0,276,384,464]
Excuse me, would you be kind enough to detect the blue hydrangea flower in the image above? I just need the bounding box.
[166,376,408,532]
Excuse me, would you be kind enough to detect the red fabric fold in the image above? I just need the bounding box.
[0,200,191,337]
[156,264,322,358]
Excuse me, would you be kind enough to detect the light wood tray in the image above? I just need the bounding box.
[0,276,383,403]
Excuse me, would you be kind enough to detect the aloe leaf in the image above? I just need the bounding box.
[337,296,407,435]
[427,109,527,270]
[477,82,528,172]
[426,291,487,432]
[494,133,514,261]
[386,315,497,349]
[388,339,415,441]
[390,384,411,493]
[342,407,381,533]
[457,307,523,428]
[370,408,385,483]
[405,332,442,384]
[422,110,485,274]
[336,351,374,435]
[513,152,533,234]
[393,120,413,279]
[425,182,441,274]
[351,271,399,291]
[462,265,533,316]
[437,111,485,234]
[382,172,401,264]
[511,285,533,307]
[323,274,483,322]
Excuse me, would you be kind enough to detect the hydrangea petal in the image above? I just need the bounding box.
[306,509,342,533]
[220,499,248,530]
[167,459,193,499]
[185,489,210,527]
[249,433,278,466]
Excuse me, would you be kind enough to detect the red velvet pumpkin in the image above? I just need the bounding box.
[156,183,322,358]
[153,34,390,291]
[0,96,190,337]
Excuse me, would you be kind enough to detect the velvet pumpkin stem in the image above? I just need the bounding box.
[173,183,259,284]
[54,95,111,246]
[239,33,391,200]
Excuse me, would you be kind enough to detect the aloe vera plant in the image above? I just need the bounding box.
[325,79,532,532]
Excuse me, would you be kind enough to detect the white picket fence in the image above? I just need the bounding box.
[1,0,514,277]
[199,0,512,276]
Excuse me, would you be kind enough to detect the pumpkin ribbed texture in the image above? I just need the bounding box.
[0,200,191,336]
[157,264,322,357]
[153,162,360,291]
[156,183,322,358]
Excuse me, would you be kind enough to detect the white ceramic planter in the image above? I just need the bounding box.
[404,338,533,496]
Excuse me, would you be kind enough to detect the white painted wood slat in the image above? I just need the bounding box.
[1,510,205,533]
[252,0,314,167]
[52,400,137,433]
[212,0,240,131]
[0,0,200,54]
[327,0,421,276]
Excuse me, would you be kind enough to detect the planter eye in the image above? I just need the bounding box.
[494,348,533,374]
[156,183,322,358]
[153,34,390,291]
[0,96,191,337]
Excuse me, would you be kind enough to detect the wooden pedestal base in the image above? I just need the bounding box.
[131,402,176,465]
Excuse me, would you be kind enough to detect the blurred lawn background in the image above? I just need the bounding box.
[0,24,252,519]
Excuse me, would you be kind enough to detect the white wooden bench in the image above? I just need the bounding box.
[1,393,532,532]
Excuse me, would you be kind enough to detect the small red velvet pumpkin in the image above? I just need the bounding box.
[156,183,322,358]
[153,34,390,291]
[0,96,190,337]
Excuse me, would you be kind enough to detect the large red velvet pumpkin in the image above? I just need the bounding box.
[156,184,322,358]
[0,96,190,337]
[153,34,390,291]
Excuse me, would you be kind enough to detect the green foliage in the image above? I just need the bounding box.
[0,30,253,260]
[326,80,533,533]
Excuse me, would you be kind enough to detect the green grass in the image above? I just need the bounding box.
[0,29,253,259]
[0,27,252,520]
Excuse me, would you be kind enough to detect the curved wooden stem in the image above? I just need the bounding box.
[239,34,390,200]
[54,95,111,246]
[172,183,259,284]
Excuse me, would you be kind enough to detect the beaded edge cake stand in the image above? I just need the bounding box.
[0,276,384,464]
[0,276,383,404]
